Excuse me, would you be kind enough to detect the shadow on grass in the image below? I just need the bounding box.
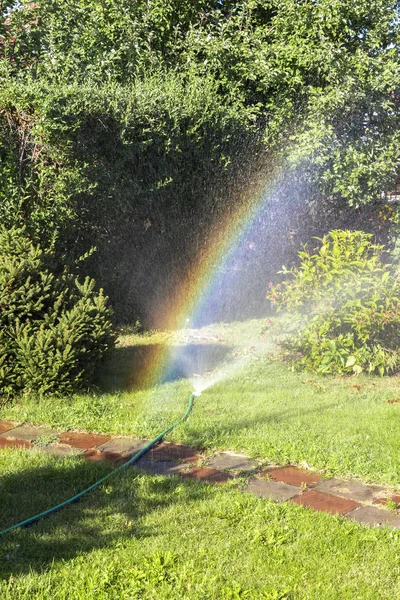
[96,343,233,392]
[0,455,214,577]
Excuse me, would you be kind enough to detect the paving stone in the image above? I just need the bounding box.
[314,478,385,503]
[244,478,301,501]
[95,437,149,457]
[84,448,129,464]
[35,444,84,457]
[147,447,180,462]
[265,466,321,487]
[291,490,360,515]
[0,421,18,434]
[151,442,201,463]
[0,437,32,450]
[136,460,191,475]
[346,505,400,528]
[181,466,234,484]
[374,494,400,508]
[59,431,111,450]
[83,449,108,462]
[206,452,258,472]
[0,425,58,442]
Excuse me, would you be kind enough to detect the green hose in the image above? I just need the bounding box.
[0,392,196,538]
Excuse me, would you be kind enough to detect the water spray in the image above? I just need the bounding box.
[190,355,250,395]
[0,343,260,537]
[0,393,197,538]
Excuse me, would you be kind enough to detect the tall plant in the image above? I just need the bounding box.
[267,230,400,375]
[0,226,116,397]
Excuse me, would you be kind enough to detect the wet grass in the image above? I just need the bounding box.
[1,320,400,597]
[1,319,400,486]
[1,448,400,599]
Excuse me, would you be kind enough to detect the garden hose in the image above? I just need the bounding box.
[0,392,197,538]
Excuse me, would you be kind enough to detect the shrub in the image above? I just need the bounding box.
[0,226,116,397]
[267,230,400,375]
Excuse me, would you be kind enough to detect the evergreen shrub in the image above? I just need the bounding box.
[267,230,400,375]
[0,226,116,397]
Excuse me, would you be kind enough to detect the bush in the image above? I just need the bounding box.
[267,230,400,375]
[0,226,116,397]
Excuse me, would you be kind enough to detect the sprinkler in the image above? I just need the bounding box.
[0,392,197,538]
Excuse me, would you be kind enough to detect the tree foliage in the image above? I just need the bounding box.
[0,1,399,323]
[267,231,400,375]
[0,226,115,397]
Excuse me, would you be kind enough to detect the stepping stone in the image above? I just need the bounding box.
[314,478,385,503]
[59,431,111,450]
[87,448,129,464]
[136,460,191,475]
[0,421,18,434]
[206,452,258,472]
[151,442,201,463]
[83,448,113,463]
[0,437,32,450]
[265,466,321,487]
[95,437,149,457]
[35,444,84,457]
[244,478,301,501]
[181,466,234,484]
[346,505,400,528]
[291,490,360,515]
[0,425,58,443]
[374,494,400,509]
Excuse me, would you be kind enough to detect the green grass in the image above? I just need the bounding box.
[1,319,400,486]
[1,448,400,599]
[2,320,400,597]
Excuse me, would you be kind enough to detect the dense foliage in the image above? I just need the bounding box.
[0,1,399,324]
[0,226,115,397]
[267,230,400,375]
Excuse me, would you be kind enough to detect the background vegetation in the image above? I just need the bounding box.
[1,0,399,326]
[268,230,400,375]
[0,226,115,397]
[1,4,400,592]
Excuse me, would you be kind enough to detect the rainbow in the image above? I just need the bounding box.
[134,167,280,389]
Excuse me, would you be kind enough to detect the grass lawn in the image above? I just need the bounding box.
[1,319,400,486]
[1,319,400,597]
[1,448,400,599]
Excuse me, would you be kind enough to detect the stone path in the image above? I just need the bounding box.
[1,419,400,529]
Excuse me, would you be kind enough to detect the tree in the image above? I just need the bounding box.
[0,1,399,325]
[0,226,115,397]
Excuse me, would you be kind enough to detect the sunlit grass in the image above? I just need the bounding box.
[1,448,400,599]
[1,319,400,485]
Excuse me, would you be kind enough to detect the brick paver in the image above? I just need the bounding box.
[346,505,400,528]
[83,448,129,465]
[182,466,234,484]
[1,418,399,528]
[0,437,32,450]
[59,432,111,450]
[136,460,192,475]
[265,466,321,487]
[206,452,258,472]
[374,494,400,508]
[95,437,149,456]
[0,425,58,442]
[37,444,84,457]
[244,478,301,501]
[0,421,17,434]
[291,490,360,515]
[314,478,385,503]
[83,449,109,462]
[150,442,201,463]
